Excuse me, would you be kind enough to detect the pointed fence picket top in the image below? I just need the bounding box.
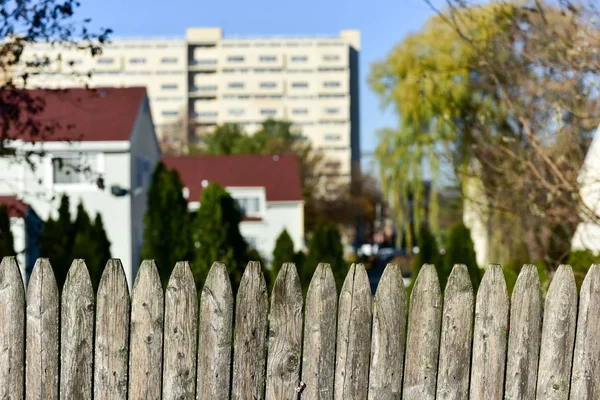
[60,259,95,399]
[128,260,164,400]
[94,259,131,399]
[334,263,373,400]
[505,265,542,400]
[301,263,337,400]
[402,264,442,400]
[536,265,577,400]
[197,262,234,400]
[571,264,600,398]
[232,261,269,400]
[436,265,474,400]
[469,264,509,400]
[162,261,198,400]
[266,263,303,400]
[367,263,406,400]
[0,257,25,399]
[26,259,59,400]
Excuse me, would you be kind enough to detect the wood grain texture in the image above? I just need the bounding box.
[504,265,542,400]
[301,263,337,400]
[129,260,164,400]
[367,263,406,400]
[0,257,25,399]
[334,263,373,400]
[266,263,303,400]
[571,264,600,398]
[469,264,508,400]
[536,265,577,400]
[25,259,59,400]
[232,261,269,400]
[94,259,131,399]
[162,261,198,400]
[402,264,441,400]
[436,264,474,400]
[197,262,233,400]
[60,259,95,400]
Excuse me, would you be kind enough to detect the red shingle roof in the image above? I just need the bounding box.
[162,154,303,202]
[0,196,28,218]
[1,87,146,142]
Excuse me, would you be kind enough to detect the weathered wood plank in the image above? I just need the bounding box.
[536,265,577,400]
[571,264,600,398]
[334,263,373,400]
[0,257,25,399]
[301,263,337,400]
[94,259,131,399]
[402,264,441,400]
[266,263,303,400]
[436,264,474,400]
[60,259,95,399]
[162,261,198,400]
[129,260,164,400]
[368,263,406,400]
[25,259,59,400]
[232,261,269,400]
[469,264,508,400]
[504,264,542,400]
[197,262,233,400]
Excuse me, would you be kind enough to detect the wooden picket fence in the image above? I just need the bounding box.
[0,256,599,399]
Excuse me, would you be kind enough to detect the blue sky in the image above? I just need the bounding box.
[78,0,443,169]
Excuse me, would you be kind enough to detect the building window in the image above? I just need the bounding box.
[135,156,152,189]
[161,83,179,90]
[292,108,308,115]
[228,55,245,62]
[325,134,341,141]
[260,55,277,62]
[195,59,217,65]
[162,111,179,116]
[228,108,245,116]
[195,85,218,92]
[97,58,114,64]
[319,93,345,98]
[260,108,277,116]
[291,82,308,88]
[260,82,277,88]
[228,82,245,89]
[161,57,178,64]
[196,111,218,117]
[129,57,147,64]
[52,155,97,184]
[323,81,341,88]
[323,54,340,62]
[235,197,260,215]
[324,108,340,114]
[291,55,308,62]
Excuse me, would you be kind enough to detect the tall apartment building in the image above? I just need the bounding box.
[18,27,361,181]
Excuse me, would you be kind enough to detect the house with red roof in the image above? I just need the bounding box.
[0,87,161,285]
[162,154,305,264]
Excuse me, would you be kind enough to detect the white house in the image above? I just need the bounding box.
[162,154,304,265]
[0,87,161,286]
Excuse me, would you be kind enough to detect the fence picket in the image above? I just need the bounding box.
[266,263,303,400]
[334,263,372,400]
[571,264,600,397]
[402,264,441,400]
[60,259,95,399]
[25,259,59,400]
[367,263,406,400]
[232,261,269,400]
[162,261,198,400]
[504,265,542,400]
[129,260,164,400]
[536,265,577,400]
[301,263,337,400]
[469,264,508,400]
[0,257,25,399]
[436,264,474,400]
[197,262,234,400]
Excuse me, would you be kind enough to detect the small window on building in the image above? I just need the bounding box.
[195,85,218,92]
[324,108,340,114]
[52,155,96,184]
[228,82,245,89]
[323,54,340,62]
[291,55,308,62]
[323,81,341,88]
[196,111,218,117]
[260,108,277,116]
[291,81,308,88]
[161,57,178,64]
[162,110,179,116]
[228,55,245,62]
[260,55,277,62]
[292,108,308,115]
[260,82,277,88]
[228,108,245,116]
[161,83,178,90]
[325,134,341,141]
[235,197,260,215]
[129,57,147,64]
[97,58,114,64]
[196,59,217,65]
